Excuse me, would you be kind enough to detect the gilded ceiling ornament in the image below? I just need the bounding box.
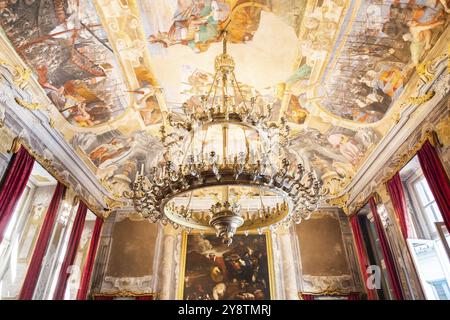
[0,58,32,89]
[407,90,435,105]
[14,97,41,111]
[103,195,125,211]
[326,194,349,215]
[416,60,434,84]
[323,177,351,197]
[391,112,401,124]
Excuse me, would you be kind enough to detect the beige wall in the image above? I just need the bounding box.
[296,214,349,276]
[294,209,359,294]
[105,219,159,278]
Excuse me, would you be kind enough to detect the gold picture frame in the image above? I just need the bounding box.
[178,230,275,300]
[92,291,158,300]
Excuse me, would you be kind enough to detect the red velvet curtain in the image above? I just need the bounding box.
[347,293,360,300]
[53,202,88,300]
[0,146,34,243]
[417,140,450,232]
[369,197,404,300]
[350,215,377,300]
[136,295,154,300]
[77,217,103,300]
[387,173,409,239]
[19,182,65,300]
[301,294,315,300]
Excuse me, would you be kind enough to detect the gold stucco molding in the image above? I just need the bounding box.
[0,59,42,111]
[14,97,41,111]
[0,58,32,89]
[298,290,361,299]
[407,90,435,105]
[91,290,158,299]
[326,193,349,215]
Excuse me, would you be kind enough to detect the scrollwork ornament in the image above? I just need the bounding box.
[14,97,41,110]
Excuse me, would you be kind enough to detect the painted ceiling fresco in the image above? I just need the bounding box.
[0,0,448,204]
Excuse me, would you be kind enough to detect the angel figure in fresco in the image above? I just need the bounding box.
[149,0,231,52]
[128,84,161,108]
[387,0,449,68]
[402,19,445,67]
[128,84,163,125]
[327,133,364,165]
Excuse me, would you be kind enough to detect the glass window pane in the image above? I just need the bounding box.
[415,179,431,205]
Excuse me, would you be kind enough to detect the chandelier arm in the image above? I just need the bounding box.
[222,72,227,114]
[186,190,194,212]
[200,125,210,162]
[231,71,248,111]
[205,69,219,109]
[181,130,195,165]
[243,127,250,163]
[258,187,266,211]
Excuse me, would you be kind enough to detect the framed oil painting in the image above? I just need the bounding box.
[178,232,274,300]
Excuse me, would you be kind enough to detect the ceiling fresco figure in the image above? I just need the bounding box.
[320,0,449,123]
[0,0,129,127]
[71,129,163,198]
[147,0,271,53]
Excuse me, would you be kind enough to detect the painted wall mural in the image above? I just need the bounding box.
[0,0,448,207]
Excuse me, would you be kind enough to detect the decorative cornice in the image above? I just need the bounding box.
[326,194,349,215]
[407,90,435,105]
[14,97,41,111]
[15,137,107,219]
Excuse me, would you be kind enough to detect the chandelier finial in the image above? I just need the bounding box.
[222,30,227,54]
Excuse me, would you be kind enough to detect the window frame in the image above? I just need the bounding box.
[404,172,437,240]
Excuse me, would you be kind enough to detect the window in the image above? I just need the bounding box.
[428,279,450,300]
[413,178,442,237]
[0,163,57,300]
[400,156,450,300]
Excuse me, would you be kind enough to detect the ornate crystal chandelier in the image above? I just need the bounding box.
[125,35,325,245]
